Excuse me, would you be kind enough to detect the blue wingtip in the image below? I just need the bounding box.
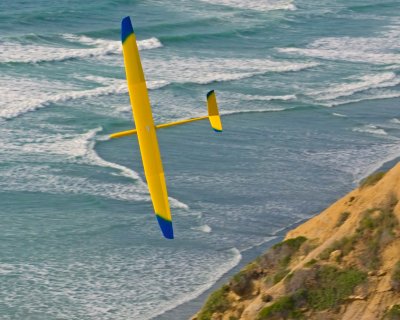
[156,215,174,239]
[121,16,134,43]
[207,90,215,98]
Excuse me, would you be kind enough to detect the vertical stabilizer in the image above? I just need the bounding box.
[207,90,223,132]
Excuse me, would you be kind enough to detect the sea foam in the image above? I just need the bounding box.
[149,248,242,320]
[352,124,388,136]
[199,0,296,12]
[309,72,400,102]
[277,23,400,65]
[0,76,168,120]
[139,57,318,87]
[0,126,188,209]
[0,34,162,64]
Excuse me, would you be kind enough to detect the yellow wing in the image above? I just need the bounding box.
[111,17,223,239]
[121,16,173,239]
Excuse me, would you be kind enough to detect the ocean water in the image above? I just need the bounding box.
[1,0,400,319]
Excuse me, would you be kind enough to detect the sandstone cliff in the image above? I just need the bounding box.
[193,162,400,320]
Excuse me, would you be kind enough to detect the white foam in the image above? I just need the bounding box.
[191,224,212,233]
[277,23,400,65]
[0,77,125,119]
[352,124,388,136]
[236,93,296,101]
[332,112,347,117]
[322,90,400,107]
[0,127,147,201]
[0,35,162,64]
[305,142,400,183]
[140,57,318,86]
[0,75,169,120]
[69,129,189,208]
[79,75,169,90]
[0,160,150,203]
[82,128,144,182]
[356,146,400,184]
[0,127,188,208]
[2,247,242,320]
[149,248,242,320]
[63,34,162,51]
[390,118,400,124]
[240,236,278,252]
[168,197,190,210]
[222,107,288,115]
[0,263,16,275]
[279,45,400,65]
[1,57,315,120]
[310,72,400,101]
[199,0,296,12]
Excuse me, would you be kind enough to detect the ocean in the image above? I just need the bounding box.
[1,0,399,319]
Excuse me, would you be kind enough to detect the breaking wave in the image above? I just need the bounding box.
[0,76,167,120]
[277,23,400,65]
[199,0,296,12]
[0,34,162,64]
[310,72,400,101]
[352,124,388,136]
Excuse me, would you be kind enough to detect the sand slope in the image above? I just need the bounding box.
[194,163,400,320]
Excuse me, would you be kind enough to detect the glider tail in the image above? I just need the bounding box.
[206,90,223,132]
[109,90,223,139]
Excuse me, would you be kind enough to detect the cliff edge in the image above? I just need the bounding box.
[193,162,400,320]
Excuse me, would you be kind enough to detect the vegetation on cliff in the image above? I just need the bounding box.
[193,165,400,320]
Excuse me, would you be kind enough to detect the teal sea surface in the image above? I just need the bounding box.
[1,0,400,319]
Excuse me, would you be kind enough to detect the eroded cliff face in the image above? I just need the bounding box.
[193,163,400,320]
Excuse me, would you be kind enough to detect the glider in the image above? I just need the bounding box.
[110,16,223,239]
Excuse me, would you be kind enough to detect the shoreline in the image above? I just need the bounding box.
[155,155,400,320]
[154,217,314,320]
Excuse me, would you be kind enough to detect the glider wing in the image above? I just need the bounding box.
[121,16,173,239]
[110,17,223,239]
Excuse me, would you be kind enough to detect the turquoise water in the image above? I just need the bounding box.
[1,0,400,319]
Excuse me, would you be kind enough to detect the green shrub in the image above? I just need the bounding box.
[273,236,308,251]
[357,208,398,269]
[197,285,230,320]
[359,171,386,188]
[273,269,290,284]
[304,259,317,267]
[257,295,303,320]
[230,262,258,295]
[319,236,356,261]
[358,209,383,231]
[321,207,398,269]
[283,265,367,313]
[385,305,400,320]
[306,265,366,310]
[259,237,308,272]
[336,211,350,227]
[391,261,400,292]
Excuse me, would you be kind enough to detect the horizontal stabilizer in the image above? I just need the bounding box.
[155,116,208,130]
[110,90,223,138]
[207,90,223,132]
[110,128,137,139]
